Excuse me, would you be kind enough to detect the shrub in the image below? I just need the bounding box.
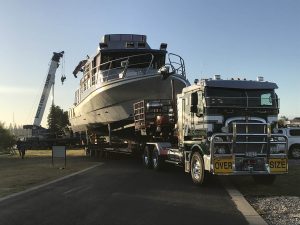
[0,122,15,153]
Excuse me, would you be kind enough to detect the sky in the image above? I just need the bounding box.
[0,0,299,127]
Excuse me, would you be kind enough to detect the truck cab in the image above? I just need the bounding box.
[177,76,288,184]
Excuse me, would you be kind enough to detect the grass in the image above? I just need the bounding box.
[230,162,300,197]
[0,149,99,198]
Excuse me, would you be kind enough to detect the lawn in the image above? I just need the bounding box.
[0,149,99,198]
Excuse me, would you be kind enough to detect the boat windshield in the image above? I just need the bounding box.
[100,52,165,70]
[205,87,278,108]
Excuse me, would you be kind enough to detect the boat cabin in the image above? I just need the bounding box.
[73,34,170,105]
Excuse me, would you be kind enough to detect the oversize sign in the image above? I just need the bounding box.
[269,158,288,173]
[214,158,233,174]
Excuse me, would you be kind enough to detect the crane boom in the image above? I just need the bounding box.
[33,51,64,126]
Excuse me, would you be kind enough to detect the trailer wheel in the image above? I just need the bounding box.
[252,175,276,185]
[152,147,163,171]
[190,152,205,185]
[143,146,152,169]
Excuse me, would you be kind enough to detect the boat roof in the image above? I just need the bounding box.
[100,34,152,50]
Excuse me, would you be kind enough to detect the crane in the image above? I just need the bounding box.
[33,51,64,127]
[23,51,64,138]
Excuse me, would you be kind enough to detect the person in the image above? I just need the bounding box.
[16,139,22,157]
[16,140,26,159]
[20,144,26,159]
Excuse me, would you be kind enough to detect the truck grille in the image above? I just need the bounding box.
[229,122,268,154]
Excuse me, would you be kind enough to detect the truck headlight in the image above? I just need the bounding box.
[270,144,285,154]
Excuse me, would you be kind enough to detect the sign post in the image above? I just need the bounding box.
[52,146,66,168]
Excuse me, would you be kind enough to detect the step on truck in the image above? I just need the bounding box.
[134,75,288,185]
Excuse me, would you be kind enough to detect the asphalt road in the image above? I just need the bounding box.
[0,156,248,225]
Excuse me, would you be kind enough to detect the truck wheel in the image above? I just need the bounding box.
[289,145,300,159]
[143,146,152,169]
[152,148,164,171]
[190,152,205,185]
[252,175,276,185]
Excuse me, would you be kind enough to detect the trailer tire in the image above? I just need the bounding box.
[252,175,276,185]
[143,146,152,169]
[190,152,205,185]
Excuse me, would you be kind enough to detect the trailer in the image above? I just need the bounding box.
[85,75,288,185]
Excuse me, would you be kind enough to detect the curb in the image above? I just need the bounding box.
[0,163,103,203]
[221,178,268,225]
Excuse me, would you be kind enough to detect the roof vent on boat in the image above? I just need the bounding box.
[257,76,264,82]
[214,75,221,80]
[99,42,108,49]
[160,43,167,50]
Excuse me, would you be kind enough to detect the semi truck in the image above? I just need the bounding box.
[133,75,288,185]
[86,75,288,185]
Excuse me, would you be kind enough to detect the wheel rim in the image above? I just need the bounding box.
[192,158,202,181]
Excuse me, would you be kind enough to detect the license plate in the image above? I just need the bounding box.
[214,158,233,174]
[269,158,288,173]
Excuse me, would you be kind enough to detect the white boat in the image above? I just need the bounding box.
[69,34,189,133]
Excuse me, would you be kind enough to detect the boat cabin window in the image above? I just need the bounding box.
[99,52,165,70]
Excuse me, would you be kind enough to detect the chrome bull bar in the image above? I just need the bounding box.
[209,123,288,175]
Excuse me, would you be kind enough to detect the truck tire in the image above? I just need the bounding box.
[252,175,276,185]
[143,146,152,169]
[152,147,164,171]
[289,144,300,159]
[190,152,205,185]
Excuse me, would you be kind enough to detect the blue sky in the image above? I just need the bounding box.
[0,0,299,127]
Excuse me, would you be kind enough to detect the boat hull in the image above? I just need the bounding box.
[69,73,188,132]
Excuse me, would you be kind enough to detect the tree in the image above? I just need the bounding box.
[47,105,70,137]
[0,122,15,153]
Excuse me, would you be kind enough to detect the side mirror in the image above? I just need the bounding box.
[191,92,203,116]
[190,105,197,113]
[191,92,198,106]
[190,92,198,113]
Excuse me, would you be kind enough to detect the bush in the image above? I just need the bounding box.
[0,122,15,153]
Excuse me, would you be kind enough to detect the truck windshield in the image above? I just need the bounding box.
[205,87,277,108]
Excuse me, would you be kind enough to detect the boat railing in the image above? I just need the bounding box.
[76,52,186,104]
[76,53,155,104]
[95,53,155,82]
[168,53,186,78]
